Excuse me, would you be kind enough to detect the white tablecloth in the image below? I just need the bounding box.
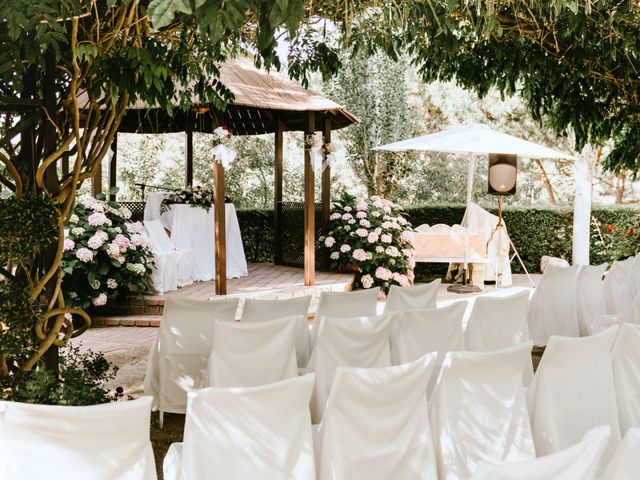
[148,199,248,281]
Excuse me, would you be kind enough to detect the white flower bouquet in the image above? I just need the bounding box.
[319,192,415,293]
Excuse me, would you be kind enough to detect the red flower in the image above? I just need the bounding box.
[629,227,635,235]
[606,224,615,234]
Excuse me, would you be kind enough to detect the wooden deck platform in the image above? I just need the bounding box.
[95,263,355,325]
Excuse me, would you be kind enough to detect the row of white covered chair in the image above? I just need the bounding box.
[528,255,640,347]
[143,289,532,424]
[4,323,640,479]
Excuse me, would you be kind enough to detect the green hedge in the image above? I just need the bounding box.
[236,204,640,273]
[236,208,274,263]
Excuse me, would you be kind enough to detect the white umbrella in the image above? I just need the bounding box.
[374,123,575,289]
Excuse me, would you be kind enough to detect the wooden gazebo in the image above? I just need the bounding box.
[96,57,357,295]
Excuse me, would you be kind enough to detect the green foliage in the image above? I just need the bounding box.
[1,345,118,406]
[0,279,40,363]
[0,196,58,268]
[61,195,155,310]
[591,211,640,264]
[236,208,274,263]
[331,1,640,173]
[325,52,419,197]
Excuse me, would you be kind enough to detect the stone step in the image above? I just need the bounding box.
[92,315,162,328]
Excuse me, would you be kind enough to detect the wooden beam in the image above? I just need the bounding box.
[322,119,332,227]
[185,116,193,187]
[304,111,316,286]
[213,158,227,295]
[108,134,117,201]
[274,118,284,265]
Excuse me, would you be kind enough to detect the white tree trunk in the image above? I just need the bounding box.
[572,152,593,265]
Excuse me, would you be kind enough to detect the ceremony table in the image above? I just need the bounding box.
[144,193,248,281]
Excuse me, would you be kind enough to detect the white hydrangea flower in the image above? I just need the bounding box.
[106,278,118,289]
[90,280,101,290]
[330,252,340,260]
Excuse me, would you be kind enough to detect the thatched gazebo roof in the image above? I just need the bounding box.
[116,56,357,135]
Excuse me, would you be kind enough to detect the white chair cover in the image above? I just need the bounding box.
[0,396,156,480]
[527,326,621,463]
[390,302,467,397]
[383,279,441,313]
[603,256,636,315]
[430,343,536,480]
[471,426,611,480]
[307,314,393,424]
[602,428,640,480]
[575,263,608,336]
[462,202,512,285]
[612,323,640,436]
[163,375,316,480]
[241,295,312,367]
[144,219,193,293]
[143,191,167,221]
[595,292,640,334]
[526,264,580,346]
[311,287,380,348]
[315,355,439,480]
[464,291,533,385]
[207,316,299,388]
[627,255,640,300]
[465,291,531,351]
[143,297,239,415]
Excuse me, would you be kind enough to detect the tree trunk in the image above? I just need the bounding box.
[615,171,626,204]
[572,147,599,265]
[534,158,556,205]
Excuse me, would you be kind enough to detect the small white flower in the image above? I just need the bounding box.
[330,212,342,220]
[71,227,85,236]
[107,278,118,289]
[376,246,385,254]
[361,274,374,289]
[371,211,381,217]
[324,237,336,248]
[330,252,340,260]
[343,206,352,212]
[356,211,367,219]
[90,280,101,290]
[348,219,356,224]
[92,293,108,306]
[355,228,368,238]
[69,214,79,223]
[340,244,351,253]
[88,212,108,227]
[342,213,353,221]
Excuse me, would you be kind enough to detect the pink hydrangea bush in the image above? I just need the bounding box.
[319,192,415,293]
[61,194,155,309]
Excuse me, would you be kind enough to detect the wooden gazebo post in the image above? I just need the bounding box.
[213,156,227,295]
[322,119,332,226]
[108,134,117,201]
[304,111,316,286]
[274,118,284,264]
[185,113,194,187]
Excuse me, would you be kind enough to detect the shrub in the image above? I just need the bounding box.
[0,345,118,406]
[61,195,155,310]
[319,192,414,293]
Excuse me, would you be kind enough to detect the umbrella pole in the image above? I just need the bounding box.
[447,152,481,294]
